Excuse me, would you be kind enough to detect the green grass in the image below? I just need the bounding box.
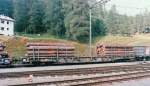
[20,33,58,39]
[95,34,150,46]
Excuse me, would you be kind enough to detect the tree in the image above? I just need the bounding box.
[89,1,107,37]
[27,0,45,34]
[0,0,13,17]
[64,0,90,42]
[13,0,30,32]
[43,0,65,37]
[13,0,146,42]
[106,5,119,35]
[92,19,107,37]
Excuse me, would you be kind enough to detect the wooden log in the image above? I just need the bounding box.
[27,46,75,50]
[27,51,74,54]
[27,43,74,47]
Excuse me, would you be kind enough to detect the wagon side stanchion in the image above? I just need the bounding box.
[57,47,59,63]
[38,45,40,62]
[32,47,35,62]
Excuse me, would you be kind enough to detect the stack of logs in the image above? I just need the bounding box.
[26,42,75,58]
[0,42,5,54]
[97,45,134,57]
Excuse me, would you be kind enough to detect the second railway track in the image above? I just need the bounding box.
[1,63,150,78]
[1,62,150,86]
[11,71,150,86]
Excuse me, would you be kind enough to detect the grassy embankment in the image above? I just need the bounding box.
[0,34,150,58]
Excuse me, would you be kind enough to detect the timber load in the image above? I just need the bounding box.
[97,44,134,58]
[26,42,75,58]
[0,42,5,54]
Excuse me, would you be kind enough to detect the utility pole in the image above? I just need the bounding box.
[89,8,92,59]
[89,0,111,59]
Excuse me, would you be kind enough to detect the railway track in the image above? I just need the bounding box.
[0,63,149,78]
[10,70,150,86]
[1,62,150,86]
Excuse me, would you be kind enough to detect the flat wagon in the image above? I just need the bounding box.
[22,42,76,64]
[96,44,135,62]
[0,42,12,65]
[134,46,150,61]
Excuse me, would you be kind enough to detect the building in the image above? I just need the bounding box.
[0,15,14,36]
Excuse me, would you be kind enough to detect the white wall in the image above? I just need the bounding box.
[0,19,14,36]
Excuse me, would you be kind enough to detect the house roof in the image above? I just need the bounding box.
[0,15,14,21]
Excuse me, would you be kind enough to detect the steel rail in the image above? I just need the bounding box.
[10,71,150,86]
[1,64,149,79]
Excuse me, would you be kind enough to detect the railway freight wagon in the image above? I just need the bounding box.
[96,44,135,62]
[22,42,100,64]
[0,42,11,65]
[21,42,150,65]
[22,42,77,64]
[134,46,150,61]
